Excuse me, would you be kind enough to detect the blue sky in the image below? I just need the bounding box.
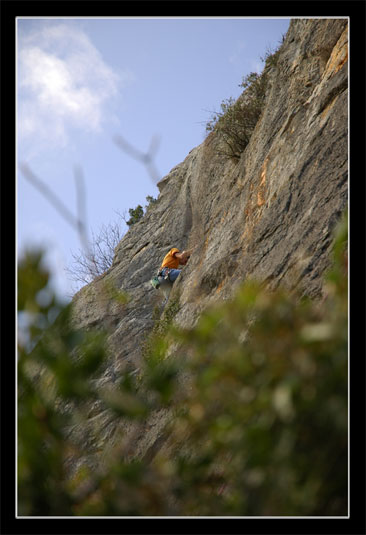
[17,17,290,301]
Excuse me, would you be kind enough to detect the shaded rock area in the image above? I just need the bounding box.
[70,19,348,471]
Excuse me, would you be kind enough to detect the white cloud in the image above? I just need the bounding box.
[17,23,130,158]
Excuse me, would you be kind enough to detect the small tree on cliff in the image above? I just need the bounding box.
[126,204,144,226]
[125,196,157,226]
[66,196,157,289]
[66,213,125,287]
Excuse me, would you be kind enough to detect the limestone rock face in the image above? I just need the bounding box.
[70,19,348,467]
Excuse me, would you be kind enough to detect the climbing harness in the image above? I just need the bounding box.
[150,267,173,290]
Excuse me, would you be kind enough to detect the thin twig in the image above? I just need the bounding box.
[20,163,79,230]
[73,165,90,255]
[113,134,161,184]
[20,162,91,257]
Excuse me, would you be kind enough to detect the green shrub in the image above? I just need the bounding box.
[126,204,144,226]
[259,35,285,69]
[206,36,285,161]
[145,195,157,208]
[206,71,268,160]
[126,196,157,226]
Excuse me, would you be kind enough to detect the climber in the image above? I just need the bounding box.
[151,247,192,290]
[159,247,191,282]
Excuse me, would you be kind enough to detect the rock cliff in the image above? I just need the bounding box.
[70,19,348,470]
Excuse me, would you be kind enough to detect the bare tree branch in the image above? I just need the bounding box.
[20,163,79,231]
[113,133,161,184]
[20,162,92,258]
[65,214,125,287]
[73,165,90,253]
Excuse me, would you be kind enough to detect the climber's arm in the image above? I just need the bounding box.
[176,249,192,265]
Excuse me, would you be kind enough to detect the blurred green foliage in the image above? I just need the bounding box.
[18,212,348,516]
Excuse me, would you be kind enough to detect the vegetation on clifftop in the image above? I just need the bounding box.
[205,41,283,160]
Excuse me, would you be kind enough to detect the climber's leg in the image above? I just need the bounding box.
[167,268,181,282]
